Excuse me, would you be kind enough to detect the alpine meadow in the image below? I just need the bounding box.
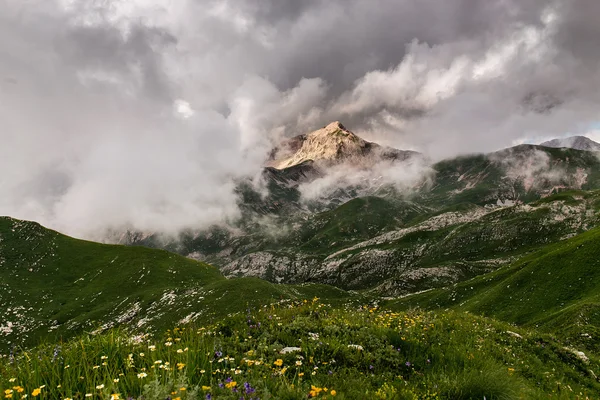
[3,1,600,399]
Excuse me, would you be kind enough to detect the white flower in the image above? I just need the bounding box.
[96,384,104,389]
[280,347,301,354]
[137,372,148,378]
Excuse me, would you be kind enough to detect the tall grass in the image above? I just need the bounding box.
[1,300,598,399]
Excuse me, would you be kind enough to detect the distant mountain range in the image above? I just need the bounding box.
[122,123,600,298]
[540,135,600,151]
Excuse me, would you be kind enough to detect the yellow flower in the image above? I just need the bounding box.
[330,390,337,396]
[273,359,283,367]
[31,389,41,397]
[225,381,237,389]
[202,386,211,391]
[179,388,186,391]
[177,363,185,370]
[309,385,323,397]
[110,395,120,400]
[298,372,304,377]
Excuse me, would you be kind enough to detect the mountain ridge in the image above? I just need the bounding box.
[540,135,600,151]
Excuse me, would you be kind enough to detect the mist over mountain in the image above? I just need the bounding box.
[540,136,600,151]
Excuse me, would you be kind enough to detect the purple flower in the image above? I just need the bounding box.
[215,351,223,358]
[219,383,224,388]
[225,377,233,383]
[244,382,256,394]
[205,394,212,400]
[369,365,374,370]
[405,361,412,367]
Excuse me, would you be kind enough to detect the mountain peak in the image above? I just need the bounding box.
[540,136,600,151]
[269,121,367,169]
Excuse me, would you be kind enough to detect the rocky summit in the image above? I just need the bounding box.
[268,121,419,169]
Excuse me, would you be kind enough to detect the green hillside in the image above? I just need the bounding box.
[2,300,599,399]
[0,217,354,352]
[388,224,600,353]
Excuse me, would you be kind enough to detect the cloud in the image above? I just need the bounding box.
[1,0,599,237]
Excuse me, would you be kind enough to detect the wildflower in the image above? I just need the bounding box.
[202,386,211,391]
[110,395,120,400]
[31,389,41,397]
[165,341,173,347]
[137,372,148,378]
[8,379,16,383]
[154,360,163,364]
[179,387,186,391]
[273,359,283,367]
[225,381,237,389]
[330,390,337,396]
[139,353,145,357]
[309,385,323,397]
[96,384,104,389]
[113,378,119,383]
[93,365,100,369]
[205,394,212,400]
[85,395,92,398]
[298,372,304,377]
[148,345,156,351]
[296,360,302,366]
[177,363,185,370]
[101,355,108,360]
[200,369,206,374]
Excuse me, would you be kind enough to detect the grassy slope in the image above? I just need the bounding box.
[2,301,599,399]
[387,225,600,353]
[0,217,354,352]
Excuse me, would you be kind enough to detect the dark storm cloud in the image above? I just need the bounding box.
[1,0,599,237]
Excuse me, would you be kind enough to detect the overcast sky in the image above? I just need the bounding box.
[1,0,599,237]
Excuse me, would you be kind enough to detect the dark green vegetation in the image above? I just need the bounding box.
[2,300,599,399]
[0,217,354,352]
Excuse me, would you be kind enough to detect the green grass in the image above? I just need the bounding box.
[2,300,598,399]
[0,217,357,352]
[387,224,600,354]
